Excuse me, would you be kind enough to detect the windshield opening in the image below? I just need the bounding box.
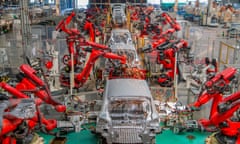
[109,99,150,117]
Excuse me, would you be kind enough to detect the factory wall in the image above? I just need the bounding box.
[59,0,75,11]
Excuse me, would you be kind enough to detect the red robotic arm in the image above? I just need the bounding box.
[0,82,29,99]
[83,19,96,42]
[142,39,190,87]
[190,67,237,121]
[191,67,237,108]
[198,91,240,143]
[161,12,181,31]
[56,12,78,35]
[188,67,240,143]
[64,47,126,88]
[16,64,66,112]
[0,97,57,144]
[0,64,68,143]
[57,12,127,88]
[148,12,180,42]
[131,10,139,21]
[85,40,108,50]
[156,39,189,86]
[205,67,236,89]
[56,11,81,56]
[148,24,182,50]
[2,66,65,113]
[0,87,61,144]
[210,91,240,126]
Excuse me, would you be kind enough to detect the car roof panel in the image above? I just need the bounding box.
[105,79,152,98]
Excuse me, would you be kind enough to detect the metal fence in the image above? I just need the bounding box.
[0,23,63,73]
[182,25,240,70]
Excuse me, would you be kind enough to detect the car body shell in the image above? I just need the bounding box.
[107,28,140,68]
[96,79,161,144]
[111,4,126,25]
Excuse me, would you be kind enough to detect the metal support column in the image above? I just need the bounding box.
[56,0,60,15]
[20,0,32,62]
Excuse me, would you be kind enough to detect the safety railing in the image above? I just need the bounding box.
[218,41,239,70]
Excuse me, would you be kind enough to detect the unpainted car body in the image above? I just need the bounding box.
[111,4,126,26]
[107,28,140,68]
[96,79,161,144]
